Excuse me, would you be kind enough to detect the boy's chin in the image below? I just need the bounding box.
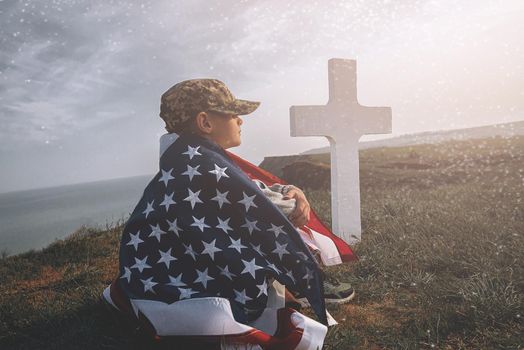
[223,140,241,149]
[232,137,241,147]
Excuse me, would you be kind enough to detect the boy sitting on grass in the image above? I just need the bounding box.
[103,78,356,349]
[159,79,356,308]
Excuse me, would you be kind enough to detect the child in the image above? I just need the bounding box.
[159,79,355,307]
[103,78,354,349]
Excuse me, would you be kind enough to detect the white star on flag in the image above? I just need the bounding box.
[284,268,296,283]
[181,164,202,181]
[193,268,214,288]
[184,188,203,209]
[157,248,177,268]
[142,200,155,218]
[256,280,268,297]
[148,223,166,242]
[201,239,222,260]
[251,244,265,257]
[126,231,144,251]
[303,267,314,285]
[209,164,230,182]
[267,263,280,274]
[267,223,286,238]
[131,256,151,273]
[234,289,252,304]
[166,218,182,236]
[272,241,290,260]
[218,265,236,280]
[241,218,260,234]
[229,237,248,253]
[182,145,202,159]
[216,217,233,233]
[241,258,263,279]
[190,215,210,232]
[167,273,186,287]
[178,287,198,299]
[211,189,231,208]
[141,277,158,293]
[238,192,258,212]
[160,192,176,211]
[183,243,198,260]
[158,168,175,187]
[120,267,132,283]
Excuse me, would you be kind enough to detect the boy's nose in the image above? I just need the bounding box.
[238,116,243,125]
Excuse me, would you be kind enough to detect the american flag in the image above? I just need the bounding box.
[117,133,327,325]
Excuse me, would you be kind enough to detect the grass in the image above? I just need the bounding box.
[1,135,523,349]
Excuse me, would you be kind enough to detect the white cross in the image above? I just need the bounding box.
[290,58,392,243]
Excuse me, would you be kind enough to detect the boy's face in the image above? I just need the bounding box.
[207,111,243,149]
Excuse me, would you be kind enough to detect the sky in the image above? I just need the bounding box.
[0,0,523,193]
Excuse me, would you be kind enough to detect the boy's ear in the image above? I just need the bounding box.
[195,112,213,134]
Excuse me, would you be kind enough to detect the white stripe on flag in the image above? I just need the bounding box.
[131,297,251,336]
[292,311,329,350]
[103,283,328,349]
[305,226,343,266]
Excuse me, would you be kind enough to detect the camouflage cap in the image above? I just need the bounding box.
[159,78,261,131]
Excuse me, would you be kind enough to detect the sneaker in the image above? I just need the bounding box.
[297,281,355,307]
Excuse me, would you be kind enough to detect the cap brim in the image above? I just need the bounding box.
[210,99,260,116]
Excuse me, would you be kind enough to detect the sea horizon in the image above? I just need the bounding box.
[0,174,152,256]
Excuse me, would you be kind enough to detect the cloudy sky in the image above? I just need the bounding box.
[1,0,523,193]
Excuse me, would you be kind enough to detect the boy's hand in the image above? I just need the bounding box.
[283,186,311,227]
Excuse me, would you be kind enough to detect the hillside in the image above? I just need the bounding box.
[1,135,523,349]
[300,120,524,155]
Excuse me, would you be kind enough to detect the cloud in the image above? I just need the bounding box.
[0,1,136,145]
[1,0,398,147]
[0,0,523,193]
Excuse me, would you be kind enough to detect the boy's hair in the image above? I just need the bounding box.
[165,112,198,135]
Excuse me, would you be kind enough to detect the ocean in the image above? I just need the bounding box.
[0,175,152,256]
